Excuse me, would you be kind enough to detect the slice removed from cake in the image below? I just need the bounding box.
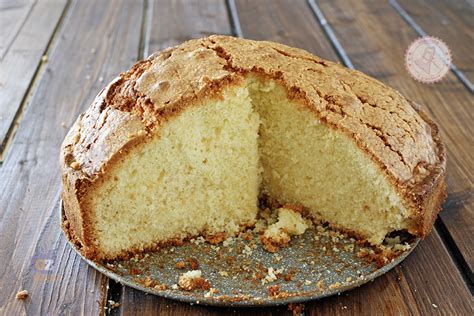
[61,36,446,261]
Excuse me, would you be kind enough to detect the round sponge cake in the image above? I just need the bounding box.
[60,35,446,261]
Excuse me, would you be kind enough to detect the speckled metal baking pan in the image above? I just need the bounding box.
[60,202,418,307]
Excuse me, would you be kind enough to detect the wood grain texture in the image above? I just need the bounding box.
[0,0,143,314]
[0,0,67,154]
[319,0,474,279]
[118,289,282,315]
[397,0,474,83]
[235,0,338,62]
[400,231,473,314]
[147,0,232,53]
[439,189,474,283]
[0,0,34,58]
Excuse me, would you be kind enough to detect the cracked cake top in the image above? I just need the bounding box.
[61,35,446,227]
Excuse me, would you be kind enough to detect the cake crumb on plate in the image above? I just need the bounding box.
[178,270,211,291]
[260,208,309,252]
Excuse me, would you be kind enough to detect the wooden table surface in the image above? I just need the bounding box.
[0,0,472,315]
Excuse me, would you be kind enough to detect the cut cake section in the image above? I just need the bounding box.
[60,36,446,261]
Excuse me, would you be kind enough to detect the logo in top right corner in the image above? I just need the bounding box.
[405,36,452,84]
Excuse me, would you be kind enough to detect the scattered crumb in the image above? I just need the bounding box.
[432,303,438,308]
[98,76,104,83]
[243,245,253,256]
[143,276,155,287]
[283,270,296,282]
[41,55,48,63]
[206,232,227,245]
[187,257,199,270]
[154,284,167,290]
[262,267,283,285]
[204,288,219,298]
[190,236,205,245]
[344,244,355,252]
[60,122,67,128]
[261,208,309,252]
[240,231,253,241]
[317,281,325,290]
[384,236,412,252]
[253,218,267,233]
[357,248,370,258]
[175,261,186,269]
[178,270,211,291]
[393,243,411,252]
[260,237,280,253]
[288,303,305,315]
[16,290,28,300]
[267,284,280,297]
[222,237,235,247]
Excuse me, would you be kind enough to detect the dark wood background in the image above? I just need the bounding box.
[0,0,472,314]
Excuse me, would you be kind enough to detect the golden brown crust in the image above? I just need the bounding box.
[60,35,446,259]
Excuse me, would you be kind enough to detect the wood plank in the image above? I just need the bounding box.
[396,0,474,84]
[318,0,474,279]
[400,229,473,314]
[439,189,474,283]
[0,0,144,314]
[118,289,279,315]
[235,0,339,62]
[147,0,232,53]
[0,0,34,58]
[0,0,67,154]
